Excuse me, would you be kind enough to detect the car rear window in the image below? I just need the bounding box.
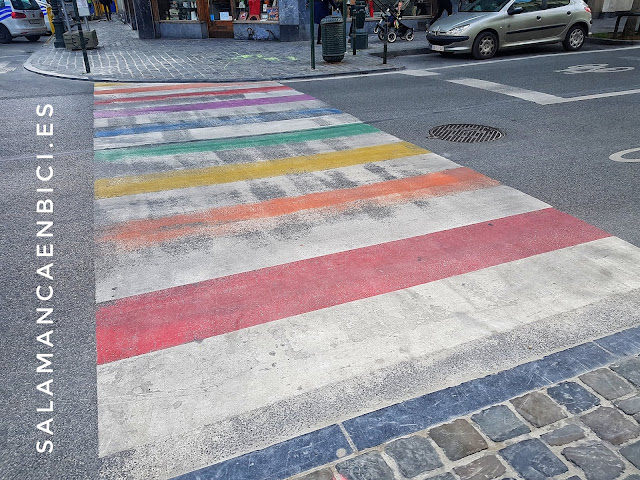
[11,0,40,9]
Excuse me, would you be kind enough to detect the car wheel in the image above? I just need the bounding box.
[378,31,385,41]
[0,25,12,44]
[472,31,497,60]
[26,35,41,42]
[563,25,585,51]
[405,29,414,41]
[387,31,397,43]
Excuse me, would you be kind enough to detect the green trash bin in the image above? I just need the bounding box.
[320,16,345,63]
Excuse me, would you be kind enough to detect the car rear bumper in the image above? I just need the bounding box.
[6,19,48,36]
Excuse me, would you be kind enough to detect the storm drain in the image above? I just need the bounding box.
[428,124,504,143]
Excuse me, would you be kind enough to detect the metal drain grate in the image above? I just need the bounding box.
[428,124,504,143]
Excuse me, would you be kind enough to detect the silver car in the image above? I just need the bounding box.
[427,0,592,59]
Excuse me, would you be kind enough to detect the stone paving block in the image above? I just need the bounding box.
[427,474,456,480]
[298,469,334,480]
[336,452,395,480]
[624,476,640,480]
[499,438,568,480]
[541,424,586,446]
[612,357,640,387]
[620,439,640,469]
[429,419,488,461]
[581,407,640,445]
[567,477,584,480]
[615,394,640,415]
[510,392,567,428]
[453,455,506,480]
[471,405,530,442]
[385,435,442,478]
[562,441,626,480]
[547,381,601,414]
[579,369,635,400]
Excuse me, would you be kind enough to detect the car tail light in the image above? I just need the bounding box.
[12,11,27,18]
[584,6,591,12]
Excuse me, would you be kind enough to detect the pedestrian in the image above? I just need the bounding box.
[314,0,339,44]
[430,0,452,24]
[100,0,113,20]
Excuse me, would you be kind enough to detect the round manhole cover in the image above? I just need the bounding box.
[428,124,504,143]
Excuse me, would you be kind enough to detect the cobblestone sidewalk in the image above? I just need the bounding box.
[291,355,640,480]
[25,19,406,82]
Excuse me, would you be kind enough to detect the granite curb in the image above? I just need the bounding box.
[23,49,404,83]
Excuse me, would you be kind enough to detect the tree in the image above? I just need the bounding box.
[622,0,640,37]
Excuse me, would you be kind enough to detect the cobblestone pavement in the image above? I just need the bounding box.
[289,354,640,480]
[25,19,405,82]
[24,16,631,83]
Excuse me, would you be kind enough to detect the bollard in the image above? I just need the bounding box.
[383,20,387,64]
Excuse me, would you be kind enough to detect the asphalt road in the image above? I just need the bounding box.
[0,40,98,479]
[288,44,640,247]
[1,37,638,480]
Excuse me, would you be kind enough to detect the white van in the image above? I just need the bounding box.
[0,0,48,43]
[36,0,51,33]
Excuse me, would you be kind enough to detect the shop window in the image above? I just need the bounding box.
[233,0,278,20]
[370,0,433,16]
[209,0,231,20]
[158,0,199,20]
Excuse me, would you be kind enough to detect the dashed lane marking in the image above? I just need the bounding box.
[448,77,640,105]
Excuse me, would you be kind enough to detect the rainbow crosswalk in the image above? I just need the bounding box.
[93,81,640,479]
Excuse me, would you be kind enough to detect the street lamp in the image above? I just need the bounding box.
[50,0,65,47]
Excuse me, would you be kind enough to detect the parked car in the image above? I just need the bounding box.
[36,0,51,33]
[0,0,48,42]
[426,0,592,59]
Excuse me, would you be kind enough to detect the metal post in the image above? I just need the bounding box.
[383,19,387,64]
[50,0,65,47]
[342,0,347,52]
[310,0,315,69]
[71,0,90,73]
[352,9,356,55]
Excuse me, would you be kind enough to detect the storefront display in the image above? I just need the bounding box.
[157,0,199,19]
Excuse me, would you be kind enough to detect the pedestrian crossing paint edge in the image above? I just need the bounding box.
[94,142,427,198]
[98,167,499,249]
[94,85,293,105]
[93,107,343,138]
[94,122,380,162]
[93,81,280,95]
[93,93,316,119]
[93,113,361,151]
[95,208,611,364]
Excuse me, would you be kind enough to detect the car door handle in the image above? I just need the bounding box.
[567,10,572,14]
[536,15,541,19]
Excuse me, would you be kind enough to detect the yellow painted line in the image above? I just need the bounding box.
[94,142,429,199]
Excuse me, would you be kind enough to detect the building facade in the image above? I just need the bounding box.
[117,0,436,40]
